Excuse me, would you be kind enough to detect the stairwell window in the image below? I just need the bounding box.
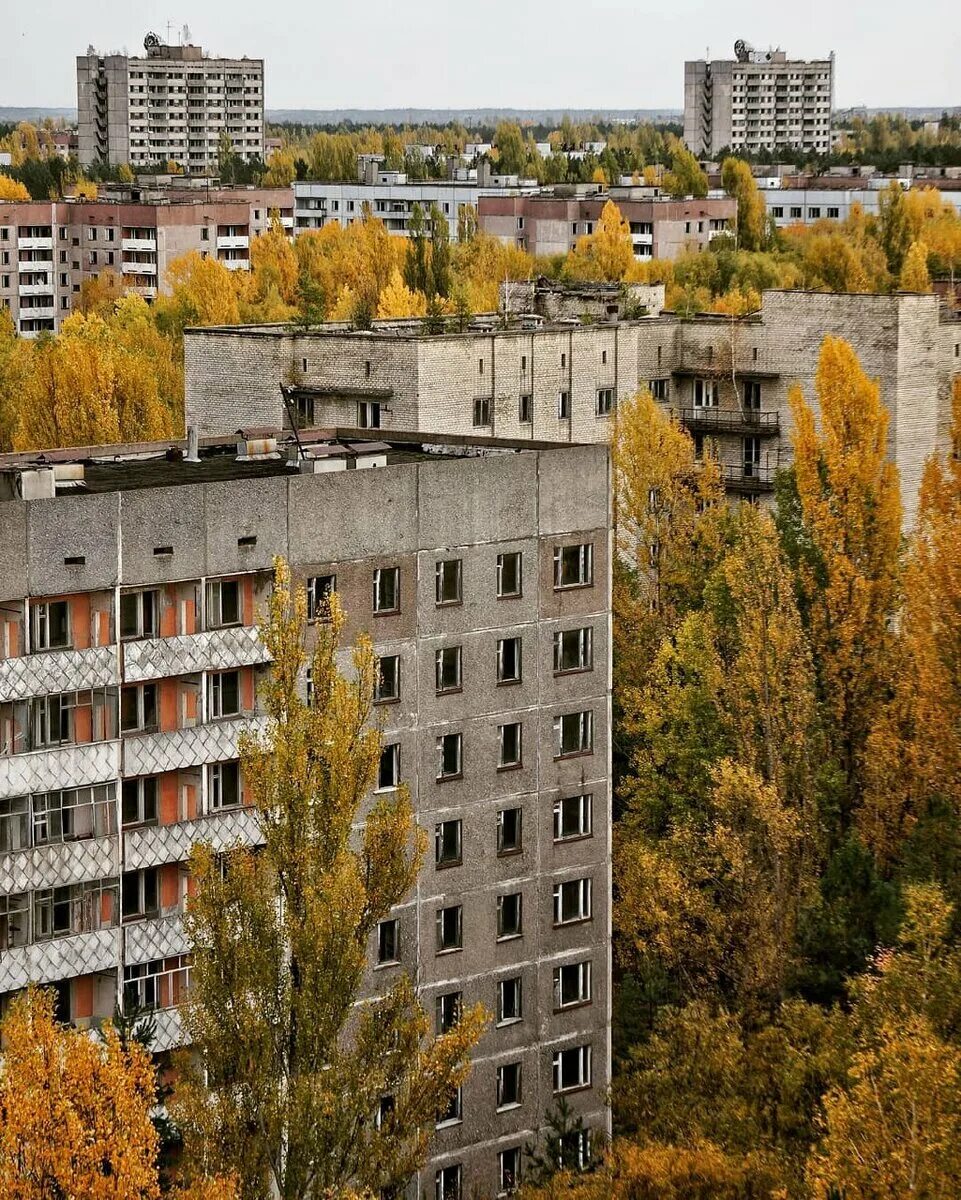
[373,567,400,615]
[595,387,614,416]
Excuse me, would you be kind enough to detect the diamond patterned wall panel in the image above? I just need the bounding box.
[123,806,263,870]
[124,914,190,965]
[123,626,270,684]
[0,741,120,801]
[152,1005,187,1052]
[0,927,121,993]
[0,835,120,894]
[0,645,120,704]
[122,717,269,778]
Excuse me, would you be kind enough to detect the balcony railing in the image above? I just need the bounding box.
[721,463,777,492]
[678,407,780,436]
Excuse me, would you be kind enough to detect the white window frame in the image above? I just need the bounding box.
[553,793,593,842]
[554,959,592,1009]
[553,877,592,925]
[553,626,593,674]
[552,1044,592,1093]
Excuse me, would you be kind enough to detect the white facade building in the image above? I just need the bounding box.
[684,41,834,157]
[77,33,264,172]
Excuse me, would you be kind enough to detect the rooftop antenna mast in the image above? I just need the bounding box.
[165,19,174,45]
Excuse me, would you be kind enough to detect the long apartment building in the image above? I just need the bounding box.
[294,172,515,241]
[184,285,961,530]
[77,33,264,172]
[478,190,736,260]
[684,41,834,157]
[0,190,292,336]
[0,430,612,1200]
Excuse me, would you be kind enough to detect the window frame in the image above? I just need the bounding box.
[435,645,463,694]
[553,877,593,926]
[554,959,593,1010]
[376,917,400,965]
[497,975,523,1025]
[437,732,463,781]
[372,566,400,616]
[496,551,522,599]
[496,891,523,941]
[436,903,463,954]
[207,577,241,629]
[374,653,400,704]
[553,626,593,675]
[496,636,522,684]
[435,558,463,607]
[553,543,593,590]
[434,818,463,869]
[498,722,522,770]
[553,793,593,842]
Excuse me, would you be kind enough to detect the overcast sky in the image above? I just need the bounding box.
[3,0,959,112]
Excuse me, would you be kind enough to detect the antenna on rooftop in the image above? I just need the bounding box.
[165,19,174,45]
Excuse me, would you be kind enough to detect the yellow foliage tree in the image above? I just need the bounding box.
[376,267,427,318]
[899,238,932,291]
[77,268,125,316]
[0,174,30,200]
[155,251,242,335]
[861,378,961,864]
[247,215,298,313]
[174,561,486,1199]
[789,335,902,803]
[14,296,182,450]
[720,157,767,251]
[566,199,634,281]
[73,177,98,200]
[262,147,296,188]
[0,988,160,1199]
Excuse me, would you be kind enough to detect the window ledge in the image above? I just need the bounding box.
[553,916,593,929]
[497,762,523,773]
[496,932,524,943]
[554,832,594,846]
[554,749,594,762]
[436,772,463,784]
[435,859,463,871]
[553,582,594,593]
[436,946,463,957]
[554,999,593,1014]
[553,666,594,678]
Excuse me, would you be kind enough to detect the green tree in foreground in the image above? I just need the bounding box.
[175,560,486,1200]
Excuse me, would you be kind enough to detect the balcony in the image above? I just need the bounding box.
[18,281,54,297]
[0,834,119,895]
[721,463,777,493]
[0,926,121,994]
[124,804,262,871]
[222,258,250,271]
[121,237,157,252]
[678,407,780,437]
[0,644,120,705]
[631,232,654,246]
[0,740,121,802]
[19,305,56,320]
[152,1005,186,1051]
[17,236,53,251]
[123,625,268,684]
[124,913,190,965]
[18,258,52,273]
[121,715,268,778]
[121,260,157,275]
[216,234,249,250]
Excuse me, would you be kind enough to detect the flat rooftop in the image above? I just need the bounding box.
[0,427,588,501]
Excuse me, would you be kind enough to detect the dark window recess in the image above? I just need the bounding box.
[497,807,522,855]
[497,892,523,939]
[153,546,173,557]
[435,818,463,868]
[237,535,257,547]
[377,918,399,964]
[436,990,462,1033]
[64,556,86,566]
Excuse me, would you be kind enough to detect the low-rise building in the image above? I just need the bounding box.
[183,287,961,530]
[0,428,612,1199]
[0,188,293,335]
[478,191,736,260]
[763,181,961,226]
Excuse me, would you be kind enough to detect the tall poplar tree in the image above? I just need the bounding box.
[175,562,485,1200]
[788,335,902,812]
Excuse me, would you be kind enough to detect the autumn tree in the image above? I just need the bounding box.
[13,296,182,450]
[861,378,961,868]
[175,561,485,1200]
[899,238,932,291]
[77,268,125,316]
[663,141,708,199]
[808,885,961,1198]
[155,251,242,335]
[376,267,427,318]
[787,335,902,811]
[0,173,30,200]
[566,199,634,282]
[610,388,723,682]
[720,157,767,252]
[0,987,161,1199]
